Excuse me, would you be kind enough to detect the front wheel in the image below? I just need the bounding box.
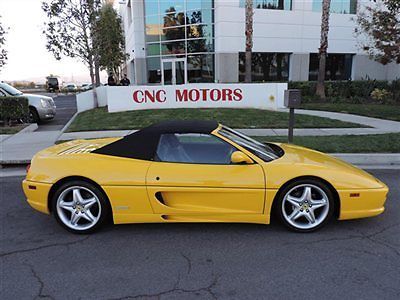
[51,181,110,234]
[28,107,40,124]
[276,179,334,232]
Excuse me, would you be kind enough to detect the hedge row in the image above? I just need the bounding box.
[0,97,29,124]
[288,80,400,104]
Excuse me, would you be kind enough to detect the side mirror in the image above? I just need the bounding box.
[231,151,253,164]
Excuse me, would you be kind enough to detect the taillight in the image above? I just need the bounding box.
[26,164,31,173]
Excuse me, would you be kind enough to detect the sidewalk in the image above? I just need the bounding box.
[0,130,60,164]
[1,109,400,165]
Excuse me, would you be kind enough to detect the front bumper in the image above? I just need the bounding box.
[37,106,56,120]
[22,180,52,214]
[338,186,389,220]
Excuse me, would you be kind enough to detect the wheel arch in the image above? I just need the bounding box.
[271,175,341,220]
[47,176,113,216]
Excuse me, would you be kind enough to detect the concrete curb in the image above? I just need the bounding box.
[0,123,38,145]
[58,112,78,135]
[332,153,400,167]
[18,123,38,134]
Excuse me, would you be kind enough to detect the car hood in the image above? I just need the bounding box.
[22,93,53,100]
[265,143,386,190]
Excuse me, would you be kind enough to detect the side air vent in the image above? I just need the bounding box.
[58,144,102,155]
[155,192,165,205]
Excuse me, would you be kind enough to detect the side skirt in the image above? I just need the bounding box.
[113,213,270,225]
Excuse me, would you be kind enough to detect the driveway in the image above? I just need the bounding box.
[1,169,399,299]
[36,94,77,132]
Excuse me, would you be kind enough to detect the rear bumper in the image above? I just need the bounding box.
[338,186,389,220]
[22,180,52,214]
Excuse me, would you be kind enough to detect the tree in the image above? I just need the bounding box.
[42,0,101,86]
[316,0,331,101]
[356,0,400,65]
[94,3,127,82]
[0,15,8,71]
[244,0,254,83]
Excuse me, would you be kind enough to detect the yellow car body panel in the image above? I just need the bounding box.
[23,129,388,226]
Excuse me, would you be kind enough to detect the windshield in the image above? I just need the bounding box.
[0,83,23,96]
[219,126,279,162]
[47,78,58,84]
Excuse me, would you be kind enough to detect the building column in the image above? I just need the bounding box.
[215,53,239,83]
[289,53,310,81]
[134,58,147,85]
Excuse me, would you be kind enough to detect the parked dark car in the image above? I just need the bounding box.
[46,77,59,92]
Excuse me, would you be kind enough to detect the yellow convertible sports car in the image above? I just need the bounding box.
[23,120,388,234]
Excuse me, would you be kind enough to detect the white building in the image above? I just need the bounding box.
[119,0,399,85]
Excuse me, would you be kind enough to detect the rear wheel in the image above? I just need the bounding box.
[51,181,110,234]
[276,179,334,232]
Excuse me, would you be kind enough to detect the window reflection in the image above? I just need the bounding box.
[186,0,213,11]
[147,57,162,83]
[187,9,213,25]
[187,54,214,83]
[312,0,357,14]
[145,0,159,16]
[159,0,185,16]
[161,41,186,55]
[187,38,213,53]
[147,43,161,56]
[187,24,213,39]
[145,1,215,84]
[239,0,292,11]
[162,24,185,41]
[239,52,290,82]
[309,53,353,81]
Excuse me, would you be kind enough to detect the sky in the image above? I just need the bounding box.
[0,0,106,84]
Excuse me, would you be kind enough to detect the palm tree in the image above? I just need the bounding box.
[244,0,254,83]
[316,0,331,101]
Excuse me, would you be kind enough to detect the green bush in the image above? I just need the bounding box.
[289,80,400,104]
[0,97,29,125]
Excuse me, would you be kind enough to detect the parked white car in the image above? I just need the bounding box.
[81,83,92,91]
[0,82,56,123]
[64,83,78,92]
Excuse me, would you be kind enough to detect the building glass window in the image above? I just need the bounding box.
[312,0,357,14]
[147,57,162,83]
[238,52,290,82]
[144,0,215,84]
[187,54,214,83]
[239,0,292,11]
[308,53,353,81]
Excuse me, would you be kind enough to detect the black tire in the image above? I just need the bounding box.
[51,180,110,234]
[275,179,335,233]
[29,107,40,124]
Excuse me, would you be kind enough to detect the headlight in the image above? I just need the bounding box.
[40,99,50,108]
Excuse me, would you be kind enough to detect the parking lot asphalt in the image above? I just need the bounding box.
[36,94,77,132]
[1,169,399,299]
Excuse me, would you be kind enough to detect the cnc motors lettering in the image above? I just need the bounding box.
[133,88,243,104]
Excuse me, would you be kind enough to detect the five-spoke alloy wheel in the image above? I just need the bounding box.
[277,179,334,232]
[52,181,109,234]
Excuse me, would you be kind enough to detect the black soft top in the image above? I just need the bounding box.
[93,120,219,160]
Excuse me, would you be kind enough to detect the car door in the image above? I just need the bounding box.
[146,133,265,215]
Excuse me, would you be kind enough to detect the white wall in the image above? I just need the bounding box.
[76,83,288,113]
[214,0,361,55]
[76,87,108,112]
